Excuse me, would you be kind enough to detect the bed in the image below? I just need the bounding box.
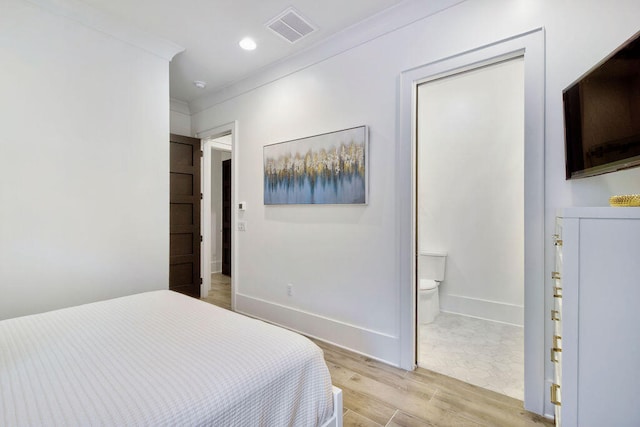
[0,290,342,426]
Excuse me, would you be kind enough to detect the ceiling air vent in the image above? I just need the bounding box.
[266,7,316,44]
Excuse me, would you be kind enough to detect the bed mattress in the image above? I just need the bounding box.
[0,290,334,426]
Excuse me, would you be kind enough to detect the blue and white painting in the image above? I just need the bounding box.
[264,126,368,205]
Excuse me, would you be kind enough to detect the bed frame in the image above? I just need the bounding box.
[321,386,343,427]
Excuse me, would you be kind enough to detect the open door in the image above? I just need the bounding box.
[169,134,201,297]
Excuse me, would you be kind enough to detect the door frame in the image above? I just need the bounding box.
[198,121,237,310]
[398,29,545,414]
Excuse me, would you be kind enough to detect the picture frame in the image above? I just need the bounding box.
[263,126,368,205]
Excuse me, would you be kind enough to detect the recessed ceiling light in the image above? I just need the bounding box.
[193,80,207,89]
[239,37,257,51]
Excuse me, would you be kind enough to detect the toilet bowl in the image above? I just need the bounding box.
[417,252,447,325]
[418,279,440,324]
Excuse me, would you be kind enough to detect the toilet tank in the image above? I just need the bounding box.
[419,252,447,281]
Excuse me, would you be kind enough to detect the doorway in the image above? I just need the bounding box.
[398,30,545,415]
[200,122,236,309]
[416,57,525,399]
[221,159,231,276]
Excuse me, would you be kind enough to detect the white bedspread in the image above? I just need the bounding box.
[0,290,334,426]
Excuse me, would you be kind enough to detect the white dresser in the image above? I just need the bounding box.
[552,207,640,427]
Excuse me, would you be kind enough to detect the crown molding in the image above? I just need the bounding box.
[25,0,184,61]
[189,0,466,114]
[170,98,191,115]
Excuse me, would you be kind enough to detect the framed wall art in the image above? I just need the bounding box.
[263,126,368,205]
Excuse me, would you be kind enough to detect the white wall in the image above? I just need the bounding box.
[170,99,192,136]
[417,58,525,325]
[190,0,640,381]
[0,0,172,320]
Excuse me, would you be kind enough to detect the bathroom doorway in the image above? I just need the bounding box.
[415,57,525,399]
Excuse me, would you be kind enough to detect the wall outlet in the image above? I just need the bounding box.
[287,284,293,296]
[237,221,246,231]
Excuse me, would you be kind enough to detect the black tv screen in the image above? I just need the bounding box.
[563,31,640,179]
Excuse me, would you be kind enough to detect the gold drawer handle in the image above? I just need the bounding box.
[552,271,561,280]
[552,234,563,246]
[553,335,562,349]
[551,347,562,362]
[551,310,560,321]
[554,287,563,298]
[551,383,561,406]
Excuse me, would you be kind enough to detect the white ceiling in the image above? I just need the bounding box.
[81,0,407,104]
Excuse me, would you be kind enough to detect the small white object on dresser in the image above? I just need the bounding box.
[552,207,640,427]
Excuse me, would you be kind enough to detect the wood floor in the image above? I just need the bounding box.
[202,274,553,427]
[201,273,231,310]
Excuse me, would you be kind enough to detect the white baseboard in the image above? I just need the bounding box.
[211,260,222,273]
[235,293,400,367]
[440,293,524,326]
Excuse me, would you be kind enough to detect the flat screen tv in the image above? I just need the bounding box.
[563,31,640,179]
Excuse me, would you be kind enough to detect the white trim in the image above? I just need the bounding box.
[188,0,465,113]
[201,121,237,307]
[201,142,210,298]
[25,0,184,61]
[440,295,524,326]
[197,126,233,142]
[235,293,401,367]
[558,206,640,219]
[399,29,545,414]
[231,124,239,311]
[208,140,232,152]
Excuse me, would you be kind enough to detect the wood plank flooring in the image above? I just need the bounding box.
[202,274,553,427]
[201,273,231,310]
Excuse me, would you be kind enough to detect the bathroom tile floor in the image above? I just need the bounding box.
[203,276,550,426]
[418,312,524,400]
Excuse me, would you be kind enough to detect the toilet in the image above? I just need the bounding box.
[418,252,447,324]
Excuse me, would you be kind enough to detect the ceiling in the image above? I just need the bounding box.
[81,0,408,104]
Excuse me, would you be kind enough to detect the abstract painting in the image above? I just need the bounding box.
[264,126,368,205]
